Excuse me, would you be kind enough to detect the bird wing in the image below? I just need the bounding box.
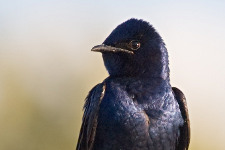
[76,82,106,150]
[172,87,190,150]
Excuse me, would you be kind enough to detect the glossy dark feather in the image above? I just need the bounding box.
[77,18,190,150]
[173,87,190,150]
[76,83,106,150]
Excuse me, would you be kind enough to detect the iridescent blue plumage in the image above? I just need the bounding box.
[77,19,190,150]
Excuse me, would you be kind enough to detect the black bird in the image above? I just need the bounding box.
[77,19,190,150]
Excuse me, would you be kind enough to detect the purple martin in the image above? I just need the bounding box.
[76,19,190,150]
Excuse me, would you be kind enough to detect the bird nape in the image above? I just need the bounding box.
[76,18,190,150]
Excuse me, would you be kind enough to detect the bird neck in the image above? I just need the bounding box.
[143,43,170,80]
[149,45,170,80]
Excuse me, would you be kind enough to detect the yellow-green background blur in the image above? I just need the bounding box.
[1,1,225,150]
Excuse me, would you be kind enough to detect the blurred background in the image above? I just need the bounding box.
[0,0,225,149]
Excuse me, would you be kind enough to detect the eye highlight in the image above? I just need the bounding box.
[129,40,141,50]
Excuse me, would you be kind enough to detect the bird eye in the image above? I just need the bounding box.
[129,40,141,50]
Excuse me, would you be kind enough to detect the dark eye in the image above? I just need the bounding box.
[129,40,141,50]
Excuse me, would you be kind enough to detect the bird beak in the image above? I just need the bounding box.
[91,44,134,54]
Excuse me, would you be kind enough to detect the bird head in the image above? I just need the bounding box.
[91,18,169,79]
